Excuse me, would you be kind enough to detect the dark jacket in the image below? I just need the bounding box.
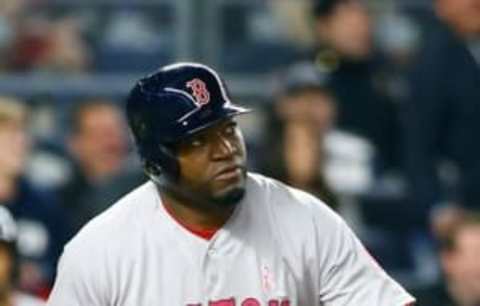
[411,282,454,306]
[404,17,480,216]
[326,56,400,172]
[2,178,70,285]
[58,160,145,239]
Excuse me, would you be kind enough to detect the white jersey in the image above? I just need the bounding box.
[47,173,415,306]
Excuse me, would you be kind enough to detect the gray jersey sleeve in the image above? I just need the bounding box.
[317,218,415,306]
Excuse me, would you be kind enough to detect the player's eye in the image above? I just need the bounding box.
[189,136,206,148]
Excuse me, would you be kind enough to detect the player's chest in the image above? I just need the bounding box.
[110,232,312,306]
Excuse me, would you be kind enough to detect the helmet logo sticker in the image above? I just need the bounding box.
[186,78,210,106]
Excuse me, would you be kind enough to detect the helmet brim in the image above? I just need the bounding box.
[175,104,251,143]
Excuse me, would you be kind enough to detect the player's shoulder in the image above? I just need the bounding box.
[65,181,158,251]
[246,172,342,228]
[246,173,346,259]
[247,173,338,214]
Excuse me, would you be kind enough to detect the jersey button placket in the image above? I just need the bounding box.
[204,245,219,298]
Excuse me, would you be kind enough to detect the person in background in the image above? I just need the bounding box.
[0,96,68,296]
[11,16,90,73]
[0,0,25,72]
[260,62,338,209]
[312,0,399,172]
[313,0,439,279]
[58,98,144,238]
[413,211,480,306]
[0,206,44,306]
[403,0,480,232]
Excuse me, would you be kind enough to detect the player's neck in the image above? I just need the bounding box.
[159,187,235,231]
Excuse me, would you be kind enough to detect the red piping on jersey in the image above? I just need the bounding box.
[162,201,219,240]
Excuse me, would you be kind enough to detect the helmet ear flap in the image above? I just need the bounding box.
[142,144,179,184]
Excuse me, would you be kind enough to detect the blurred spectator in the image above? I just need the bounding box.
[58,98,144,238]
[267,0,315,49]
[9,16,50,72]
[0,0,26,71]
[0,96,68,295]
[0,206,44,306]
[96,9,172,72]
[39,17,91,73]
[375,11,420,104]
[312,0,426,277]
[260,62,338,209]
[403,0,480,230]
[11,16,90,73]
[24,96,71,191]
[414,211,480,306]
[67,99,127,183]
[312,0,400,172]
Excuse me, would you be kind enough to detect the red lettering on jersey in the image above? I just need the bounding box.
[268,300,290,306]
[186,78,210,106]
[241,298,260,306]
[189,297,291,306]
[209,297,235,306]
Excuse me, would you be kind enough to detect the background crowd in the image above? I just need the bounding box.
[0,0,479,305]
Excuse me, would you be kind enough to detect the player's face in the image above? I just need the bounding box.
[175,118,247,207]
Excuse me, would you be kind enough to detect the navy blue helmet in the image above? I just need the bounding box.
[126,62,250,181]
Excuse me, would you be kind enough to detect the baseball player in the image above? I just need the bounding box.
[47,63,415,306]
[0,207,45,306]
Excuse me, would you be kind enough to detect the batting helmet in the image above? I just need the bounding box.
[126,62,250,182]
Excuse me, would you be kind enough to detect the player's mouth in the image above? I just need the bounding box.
[213,165,244,181]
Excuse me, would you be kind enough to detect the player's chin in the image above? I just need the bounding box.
[210,169,246,205]
[212,187,246,207]
[211,178,246,206]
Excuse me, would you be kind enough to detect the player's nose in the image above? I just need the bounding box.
[211,135,236,160]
